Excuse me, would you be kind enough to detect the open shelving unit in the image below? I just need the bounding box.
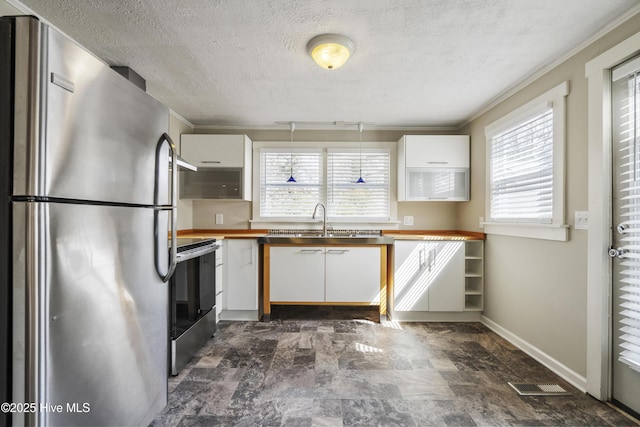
[464,240,484,311]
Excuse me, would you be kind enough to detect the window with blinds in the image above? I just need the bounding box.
[612,57,640,372]
[483,81,567,240]
[259,148,390,220]
[488,109,554,223]
[327,149,390,219]
[260,149,322,217]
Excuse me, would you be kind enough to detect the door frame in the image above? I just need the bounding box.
[586,30,640,400]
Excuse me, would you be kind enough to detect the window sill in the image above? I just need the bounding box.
[482,222,569,241]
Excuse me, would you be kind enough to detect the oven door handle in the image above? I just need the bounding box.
[154,132,177,282]
[175,243,220,263]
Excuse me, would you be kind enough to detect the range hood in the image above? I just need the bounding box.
[170,155,198,172]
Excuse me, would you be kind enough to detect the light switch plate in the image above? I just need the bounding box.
[215,213,223,225]
[403,216,414,226]
[575,211,588,230]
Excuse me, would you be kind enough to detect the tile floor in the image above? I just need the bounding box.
[151,306,639,426]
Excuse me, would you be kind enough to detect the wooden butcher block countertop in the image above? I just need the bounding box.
[177,229,484,241]
[177,229,268,240]
[383,230,485,240]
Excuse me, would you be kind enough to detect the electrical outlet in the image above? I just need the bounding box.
[215,213,223,225]
[403,216,414,226]
[479,217,484,229]
[575,211,588,230]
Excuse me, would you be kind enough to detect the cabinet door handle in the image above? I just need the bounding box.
[326,249,349,254]
[201,160,222,164]
[300,249,323,253]
[427,161,448,165]
[429,248,436,271]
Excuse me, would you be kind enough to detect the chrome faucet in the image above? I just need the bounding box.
[312,202,327,236]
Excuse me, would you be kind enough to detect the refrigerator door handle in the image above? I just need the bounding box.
[154,132,177,282]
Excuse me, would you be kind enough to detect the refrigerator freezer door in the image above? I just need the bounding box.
[13,201,169,426]
[0,17,13,425]
[13,19,169,205]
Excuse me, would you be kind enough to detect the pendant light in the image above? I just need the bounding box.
[356,122,365,183]
[287,122,296,183]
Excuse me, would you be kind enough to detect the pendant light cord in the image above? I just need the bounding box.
[357,122,365,183]
[287,122,297,183]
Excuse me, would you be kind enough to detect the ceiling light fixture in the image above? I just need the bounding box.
[306,34,355,70]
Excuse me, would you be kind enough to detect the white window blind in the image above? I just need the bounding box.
[260,149,322,218]
[327,150,390,219]
[613,58,640,372]
[489,109,554,223]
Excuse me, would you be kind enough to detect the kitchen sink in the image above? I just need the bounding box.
[258,231,394,245]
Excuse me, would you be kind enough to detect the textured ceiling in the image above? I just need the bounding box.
[7,0,640,128]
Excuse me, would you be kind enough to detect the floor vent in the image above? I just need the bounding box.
[508,382,570,396]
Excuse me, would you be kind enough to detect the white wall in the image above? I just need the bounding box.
[0,1,21,15]
[458,12,640,383]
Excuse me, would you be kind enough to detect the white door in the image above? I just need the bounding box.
[611,55,640,416]
[325,247,380,303]
[225,239,258,311]
[270,246,324,302]
[393,240,430,311]
[426,241,465,312]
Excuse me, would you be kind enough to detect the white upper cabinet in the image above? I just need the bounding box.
[398,135,470,201]
[180,134,251,168]
[179,134,252,200]
[402,135,469,168]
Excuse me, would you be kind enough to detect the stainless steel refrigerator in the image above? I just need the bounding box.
[0,16,178,426]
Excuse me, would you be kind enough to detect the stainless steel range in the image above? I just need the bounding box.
[171,237,220,375]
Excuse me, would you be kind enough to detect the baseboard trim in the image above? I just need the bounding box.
[481,315,588,393]
[390,311,482,322]
[219,310,259,321]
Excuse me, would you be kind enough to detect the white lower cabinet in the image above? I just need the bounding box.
[222,238,259,320]
[393,240,464,313]
[215,240,225,323]
[270,247,325,302]
[269,246,381,304]
[325,247,380,303]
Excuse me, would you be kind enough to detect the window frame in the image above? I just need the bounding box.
[484,81,569,241]
[326,148,391,221]
[252,141,396,226]
[259,147,323,219]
